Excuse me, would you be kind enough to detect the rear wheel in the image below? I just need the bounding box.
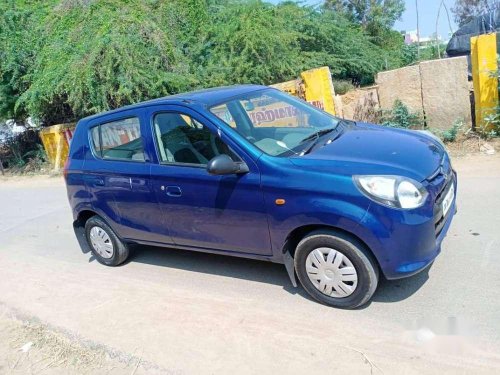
[85,216,129,266]
[294,231,378,309]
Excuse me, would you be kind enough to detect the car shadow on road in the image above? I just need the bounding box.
[371,265,431,304]
[128,245,290,284]
[125,244,431,306]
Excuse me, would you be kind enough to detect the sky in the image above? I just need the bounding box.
[394,0,458,39]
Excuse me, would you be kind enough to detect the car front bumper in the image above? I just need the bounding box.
[356,177,457,280]
[390,201,457,279]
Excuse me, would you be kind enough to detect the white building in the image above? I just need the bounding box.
[402,29,444,45]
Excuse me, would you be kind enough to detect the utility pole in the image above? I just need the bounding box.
[416,0,421,60]
[443,2,454,35]
[435,0,443,59]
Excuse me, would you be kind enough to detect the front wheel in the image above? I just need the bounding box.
[85,216,129,266]
[294,231,379,309]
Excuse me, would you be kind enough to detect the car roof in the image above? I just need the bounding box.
[80,84,269,122]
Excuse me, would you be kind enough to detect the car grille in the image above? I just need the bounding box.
[433,179,454,236]
[428,154,455,237]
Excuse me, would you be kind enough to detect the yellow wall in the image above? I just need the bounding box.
[300,67,336,115]
[471,33,499,130]
[39,124,75,170]
[271,67,337,116]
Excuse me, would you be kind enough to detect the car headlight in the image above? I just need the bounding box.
[353,175,428,209]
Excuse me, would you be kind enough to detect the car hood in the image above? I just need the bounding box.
[290,122,445,181]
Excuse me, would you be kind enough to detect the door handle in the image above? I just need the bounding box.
[94,177,105,186]
[163,186,182,197]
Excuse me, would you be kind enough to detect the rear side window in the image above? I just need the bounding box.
[91,117,144,161]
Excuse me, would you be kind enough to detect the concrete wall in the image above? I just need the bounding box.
[374,56,471,131]
[420,57,471,130]
[376,65,424,117]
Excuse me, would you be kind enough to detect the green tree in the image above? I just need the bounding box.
[401,44,418,65]
[288,8,398,84]
[194,0,305,86]
[324,0,405,29]
[0,0,56,123]
[0,0,410,125]
[16,0,196,124]
[451,0,498,26]
[323,0,406,54]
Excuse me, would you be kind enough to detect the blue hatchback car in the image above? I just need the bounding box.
[65,85,457,308]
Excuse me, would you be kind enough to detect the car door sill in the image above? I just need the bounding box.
[126,239,276,262]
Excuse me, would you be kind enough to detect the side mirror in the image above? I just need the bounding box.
[207,154,249,175]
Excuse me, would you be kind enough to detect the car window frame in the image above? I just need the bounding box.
[150,109,242,169]
[88,115,146,164]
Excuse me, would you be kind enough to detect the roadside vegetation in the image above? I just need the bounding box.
[483,57,500,138]
[376,101,465,145]
[0,0,496,173]
[1,0,412,126]
[380,100,424,130]
[0,125,49,174]
[0,310,147,373]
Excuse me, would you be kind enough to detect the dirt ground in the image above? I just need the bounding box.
[445,134,500,157]
[1,150,500,374]
[0,305,157,374]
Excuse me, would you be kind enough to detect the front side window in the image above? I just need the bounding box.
[91,117,144,161]
[210,89,340,156]
[153,112,238,165]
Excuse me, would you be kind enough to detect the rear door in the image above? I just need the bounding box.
[85,110,171,244]
[146,105,272,256]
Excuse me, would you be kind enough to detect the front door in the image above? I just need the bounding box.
[147,106,272,256]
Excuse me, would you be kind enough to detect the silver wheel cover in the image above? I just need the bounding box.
[89,226,114,259]
[306,248,358,298]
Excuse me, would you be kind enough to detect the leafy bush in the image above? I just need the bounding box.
[16,0,196,124]
[401,44,419,66]
[0,0,411,125]
[429,120,464,143]
[441,120,464,143]
[333,80,354,95]
[380,100,423,129]
[292,9,403,86]
[195,1,305,87]
[0,129,47,170]
[483,112,500,138]
[482,59,500,138]
[0,1,56,122]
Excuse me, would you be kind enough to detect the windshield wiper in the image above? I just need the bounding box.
[299,127,337,144]
[299,127,338,155]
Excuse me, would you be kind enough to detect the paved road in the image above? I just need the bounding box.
[1,154,500,374]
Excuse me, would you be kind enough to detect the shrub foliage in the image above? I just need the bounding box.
[0,0,410,125]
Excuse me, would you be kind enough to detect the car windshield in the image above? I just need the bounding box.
[210,89,340,156]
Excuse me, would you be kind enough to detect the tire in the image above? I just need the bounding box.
[84,215,129,266]
[294,230,379,309]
